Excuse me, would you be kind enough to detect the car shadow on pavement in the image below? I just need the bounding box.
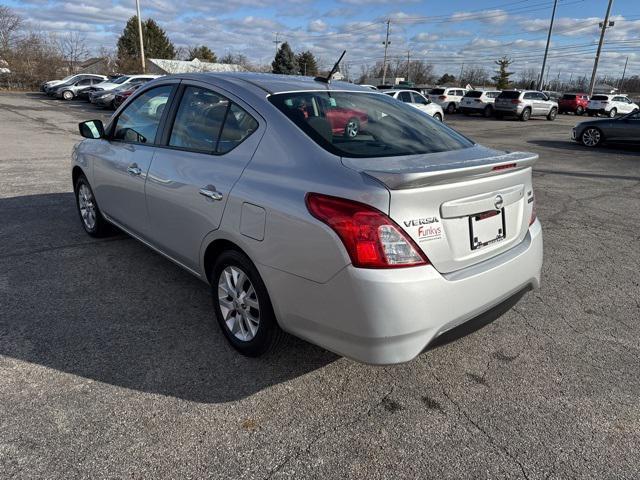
[527,139,640,155]
[0,193,337,404]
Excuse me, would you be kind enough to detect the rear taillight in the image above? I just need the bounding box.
[529,195,537,226]
[511,99,521,104]
[305,193,429,269]
[439,95,447,100]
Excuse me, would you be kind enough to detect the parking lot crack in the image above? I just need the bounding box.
[263,387,395,479]
[430,371,531,480]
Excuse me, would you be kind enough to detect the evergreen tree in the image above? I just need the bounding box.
[116,16,175,72]
[271,42,298,75]
[492,56,514,90]
[187,45,216,62]
[436,73,456,85]
[295,50,318,76]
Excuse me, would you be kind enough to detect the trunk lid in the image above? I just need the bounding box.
[342,145,537,273]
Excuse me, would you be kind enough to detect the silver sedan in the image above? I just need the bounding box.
[72,73,543,364]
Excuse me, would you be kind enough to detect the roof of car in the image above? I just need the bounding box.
[176,72,371,94]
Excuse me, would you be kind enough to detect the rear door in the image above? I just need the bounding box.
[93,82,177,237]
[144,82,263,270]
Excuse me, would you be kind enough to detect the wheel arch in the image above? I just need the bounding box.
[72,165,86,190]
[203,238,246,283]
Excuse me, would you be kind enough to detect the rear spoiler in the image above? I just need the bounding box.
[361,151,538,190]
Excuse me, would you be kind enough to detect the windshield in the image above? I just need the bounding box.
[112,76,130,85]
[429,88,445,95]
[60,75,75,82]
[268,91,473,158]
[464,91,483,98]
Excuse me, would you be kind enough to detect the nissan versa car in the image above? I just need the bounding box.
[572,110,640,147]
[72,73,543,364]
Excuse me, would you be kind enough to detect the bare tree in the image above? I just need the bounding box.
[54,32,89,74]
[0,5,22,53]
[460,67,490,88]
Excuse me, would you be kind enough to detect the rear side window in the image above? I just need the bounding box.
[465,91,483,98]
[113,85,172,144]
[168,86,258,154]
[269,91,473,158]
[498,91,521,99]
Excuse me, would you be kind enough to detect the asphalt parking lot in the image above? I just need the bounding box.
[1,92,639,479]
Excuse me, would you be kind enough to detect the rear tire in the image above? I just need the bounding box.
[520,108,531,121]
[211,250,284,357]
[446,103,456,114]
[546,107,557,121]
[576,106,584,116]
[74,174,114,238]
[344,117,360,138]
[608,108,617,118]
[483,105,493,118]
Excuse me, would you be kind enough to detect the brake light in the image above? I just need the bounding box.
[492,163,517,171]
[511,99,521,104]
[439,95,447,100]
[305,193,429,269]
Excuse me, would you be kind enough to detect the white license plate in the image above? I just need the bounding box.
[469,210,505,250]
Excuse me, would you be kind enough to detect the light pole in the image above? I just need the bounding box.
[538,0,557,90]
[588,0,615,96]
[135,0,146,73]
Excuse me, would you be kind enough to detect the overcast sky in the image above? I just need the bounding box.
[5,0,640,80]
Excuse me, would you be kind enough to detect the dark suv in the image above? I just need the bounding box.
[558,93,589,115]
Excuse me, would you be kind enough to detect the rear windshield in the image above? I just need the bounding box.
[561,94,577,100]
[591,95,609,100]
[497,91,521,99]
[429,88,445,95]
[268,91,473,158]
[464,91,483,98]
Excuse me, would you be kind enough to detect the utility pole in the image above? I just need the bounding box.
[589,0,614,96]
[135,0,146,73]
[382,20,391,85]
[273,32,281,57]
[459,62,464,86]
[406,50,411,83]
[619,56,628,91]
[538,0,558,90]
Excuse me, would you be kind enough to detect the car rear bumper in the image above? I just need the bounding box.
[586,108,608,115]
[459,106,486,113]
[494,105,523,115]
[262,220,543,364]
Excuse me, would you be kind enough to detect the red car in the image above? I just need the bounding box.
[326,105,368,137]
[559,93,589,115]
[113,83,143,109]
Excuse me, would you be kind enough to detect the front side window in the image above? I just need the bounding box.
[398,91,412,103]
[113,85,172,144]
[269,91,473,158]
[411,92,427,104]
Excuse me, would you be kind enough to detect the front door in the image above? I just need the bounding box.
[92,83,175,237]
[144,83,263,270]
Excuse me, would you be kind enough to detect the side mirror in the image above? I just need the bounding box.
[79,120,105,139]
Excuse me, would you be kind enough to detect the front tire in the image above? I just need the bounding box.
[547,107,557,121]
[74,174,113,238]
[62,90,74,101]
[211,250,284,357]
[433,112,443,122]
[580,127,602,147]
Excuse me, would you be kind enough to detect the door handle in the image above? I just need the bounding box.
[127,164,142,176]
[199,187,223,201]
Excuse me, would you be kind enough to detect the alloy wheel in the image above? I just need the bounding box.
[77,183,97,230]
[581,128,601,147]
[345,119,359,137]
[63,91,73,100]
[217,266,260,342]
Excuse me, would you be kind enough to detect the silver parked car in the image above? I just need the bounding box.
[73,73,543,364]
[52,75,108,100]
[494,90,558,121]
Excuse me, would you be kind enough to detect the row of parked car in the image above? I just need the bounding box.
[40,73,161,109]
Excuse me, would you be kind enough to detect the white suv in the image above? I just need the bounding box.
[459,90,501,117]
[383,89,444,121]
[427,87,468,114]
[587,94,639,118]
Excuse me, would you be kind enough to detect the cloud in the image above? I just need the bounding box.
[411,32,439,43]
[308,20,327,33]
